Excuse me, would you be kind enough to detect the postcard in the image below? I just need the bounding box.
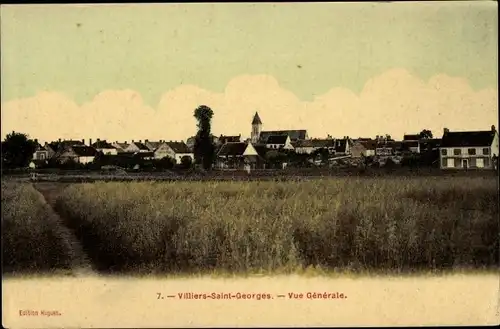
[1,1,499,328]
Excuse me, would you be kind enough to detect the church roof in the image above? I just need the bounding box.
[252,112,262,125]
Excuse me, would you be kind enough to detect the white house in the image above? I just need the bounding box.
[439,126,499,170]
[150,141,194,163]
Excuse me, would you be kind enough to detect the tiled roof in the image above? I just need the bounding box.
[253,144,269,157]
[403,134,420,141]
[440,130,496,147]
[166,141,191,154]
[217,142,248,157]
[266,135,289,144]
[132,142,150,151]
[145,141,163,150]
[113,142,130,150]
[219,135,241,143]
[71,146,98,157]
[49,140,84,150]
[260,130,307,141]
[92,140,115,149]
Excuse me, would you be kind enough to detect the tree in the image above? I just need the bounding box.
[180,156,193,169]
[419,129,433,139]
[1,132,38,168]
[193,105,216,170]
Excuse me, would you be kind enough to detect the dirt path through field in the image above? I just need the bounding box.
[33,182,96,277]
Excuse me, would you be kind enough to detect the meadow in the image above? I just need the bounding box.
[1,181,74,275]
[51,176,499,275]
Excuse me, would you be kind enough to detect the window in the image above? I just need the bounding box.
[470,158,477,167]
[483,148,490,155]
[453,149,461,155]
[454,158,461,168]
[468,148,476,155]
[441,149,447,156]
[441,158,447,168]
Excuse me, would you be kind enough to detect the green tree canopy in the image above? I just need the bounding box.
[1,132,38,168]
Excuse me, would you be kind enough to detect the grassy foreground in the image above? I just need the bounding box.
[1,181,73,275]
[53,176,499,275]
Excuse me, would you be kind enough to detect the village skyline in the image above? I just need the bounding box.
[1,2,498,143]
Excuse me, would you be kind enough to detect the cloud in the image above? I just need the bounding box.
[1,68,497,143]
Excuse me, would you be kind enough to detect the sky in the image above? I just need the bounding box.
[1,2,498,143]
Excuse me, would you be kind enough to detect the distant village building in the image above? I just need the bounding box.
[294,138,336,155]
[265,135,294,150]
[439,126,499,170]
[57,145,98,164]
[218,135,242,144]
[124,141,151,153]
[216,141,264,169]
[91,139,118,155]
[111,141,130,153]
[250,112,308,144]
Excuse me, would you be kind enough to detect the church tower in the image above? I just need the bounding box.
[251,112,262,143]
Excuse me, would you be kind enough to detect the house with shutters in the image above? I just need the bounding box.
[439,126,499,170]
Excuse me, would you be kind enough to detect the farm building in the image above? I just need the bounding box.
[439,126,499,170]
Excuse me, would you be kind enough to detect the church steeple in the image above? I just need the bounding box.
[252,112,262,125]
[251,112,262,143]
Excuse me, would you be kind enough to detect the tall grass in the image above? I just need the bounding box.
[1,181,73,274]
[54,177,499,275]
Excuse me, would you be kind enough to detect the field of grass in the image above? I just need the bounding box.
[53,176,499,275]
[1,181,73,275]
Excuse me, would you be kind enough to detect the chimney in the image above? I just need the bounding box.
[139,140,142,143]
[132,140,135,143]
[34,138,38,144]
[82,138,85,145]
[97,138,100,142]
[89,138,92,146]
[58,138,62,142]
[443,128,449,134]
[492,125,496,132]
